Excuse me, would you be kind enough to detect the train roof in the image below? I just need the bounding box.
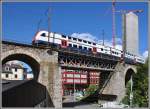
[38,30,123,51]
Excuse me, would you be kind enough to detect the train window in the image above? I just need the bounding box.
[88,41,91,44]
[41,33,46,37]
[93,43,96,45]
[83,40,87,43]
[73,38,77,41]
[68,37,71,39]
[84,47,87,50]
[78,39,82,42]
[73,44,77,48]
[88,48,92,51]
[101,48,103,51]
[79,46,82,49]
[62,35,66,38]
[69,44,72,47]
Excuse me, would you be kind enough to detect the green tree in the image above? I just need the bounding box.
[122,59,149,107]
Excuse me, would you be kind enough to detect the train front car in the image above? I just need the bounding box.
[32,30,48,45]
[32,30,63,48]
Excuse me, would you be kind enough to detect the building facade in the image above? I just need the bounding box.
[2,63,30,80]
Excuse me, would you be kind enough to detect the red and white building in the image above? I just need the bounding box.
[89,71,100,85]
[61,69,100,96]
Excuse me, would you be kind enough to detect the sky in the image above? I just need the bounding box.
[2,2,148,56]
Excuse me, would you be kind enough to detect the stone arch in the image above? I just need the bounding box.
[124,66,136,86]
[2,49,41,80]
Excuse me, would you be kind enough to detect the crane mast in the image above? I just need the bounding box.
[112,0,116,48]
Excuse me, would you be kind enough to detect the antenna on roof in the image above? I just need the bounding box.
[102,29,105,46]
[45,7,51,46]
[112,0,116,48]
[37,19,42,32]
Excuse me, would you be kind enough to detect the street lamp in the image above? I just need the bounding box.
[73,72,76,103]
[130,75,133,107]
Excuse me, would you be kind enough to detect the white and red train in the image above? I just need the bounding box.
[32,30,145,64]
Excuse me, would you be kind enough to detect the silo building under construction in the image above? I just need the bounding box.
[125,12,139,55]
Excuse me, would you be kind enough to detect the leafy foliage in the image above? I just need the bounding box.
[85,84,98,96]
[122,59,149,107]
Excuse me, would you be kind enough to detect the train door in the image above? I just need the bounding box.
[61,40,67,48]
[93,47,97,54]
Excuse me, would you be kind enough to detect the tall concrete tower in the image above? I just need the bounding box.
[125,12,139,55]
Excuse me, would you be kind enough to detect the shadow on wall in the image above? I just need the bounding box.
[2,79,54,107]
[125,69,135,86]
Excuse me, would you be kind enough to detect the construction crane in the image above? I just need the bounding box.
[111,0,143,50]
[45,8,51,46]
[112,0,116,48]
[101,29,105,46]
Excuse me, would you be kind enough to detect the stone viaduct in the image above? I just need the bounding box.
[1,41,137,108]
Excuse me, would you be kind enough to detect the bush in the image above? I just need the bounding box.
[85,84,98,96]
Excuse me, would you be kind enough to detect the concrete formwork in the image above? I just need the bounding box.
[126,12,139,55]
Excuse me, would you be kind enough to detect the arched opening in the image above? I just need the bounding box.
[2,54,40,80]
[125,68,135,87]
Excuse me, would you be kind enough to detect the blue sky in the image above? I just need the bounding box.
[2,2,148,55]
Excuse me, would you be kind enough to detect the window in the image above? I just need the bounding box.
[15,74,18,78]
[83,40,87,43]
[88,48,92,51]
[5,67,9,71]
[68,37,71,39]
[6,74,8,78]
[41,33,46,37]
[73,44,77,48]
[79,46,82,49]
[15,68,17,72]
[93,43,96,45]
[73,38,77,41]
[69,44,72,47]
[84,47,87,50]
[78,39,82,42]
[101,48,103,51]
[62,35,66,38]
[88,41,91,44]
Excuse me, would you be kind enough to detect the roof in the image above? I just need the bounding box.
[10,64,23,69]
[2,71,13,74]
[3,63,23,69]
